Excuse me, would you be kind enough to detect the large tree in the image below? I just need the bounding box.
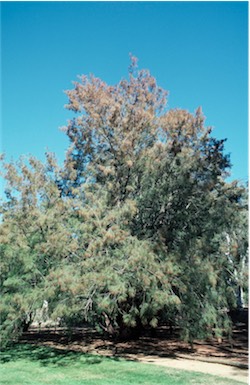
[60,56,247,337]
[0,57,247,345]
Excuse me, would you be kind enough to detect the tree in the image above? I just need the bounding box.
[60,55,167,200]
[0,154,78,344]
[0,57,248,345]
[0,158,178,342]
[59,56,247,340]
[223,191,248,309]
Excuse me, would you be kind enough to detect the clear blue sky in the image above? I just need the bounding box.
[1,1,248,183]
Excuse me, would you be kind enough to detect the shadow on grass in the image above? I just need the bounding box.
[0,343,120,367]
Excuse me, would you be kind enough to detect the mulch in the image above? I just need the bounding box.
[20,323,248,367]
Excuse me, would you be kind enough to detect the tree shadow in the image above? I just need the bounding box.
[0,343,120,367]
[3,323,247,368]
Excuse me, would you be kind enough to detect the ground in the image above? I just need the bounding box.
[20,322,248,383]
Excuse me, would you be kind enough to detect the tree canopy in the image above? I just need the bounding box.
[0,57,248,346]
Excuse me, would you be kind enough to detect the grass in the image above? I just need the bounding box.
[0,343,244,385]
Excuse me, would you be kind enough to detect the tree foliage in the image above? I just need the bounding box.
[0,57,248,346]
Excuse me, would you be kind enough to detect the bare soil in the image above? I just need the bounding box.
[21,323,248,383]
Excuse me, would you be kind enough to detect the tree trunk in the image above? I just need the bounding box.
[237,285,244,309]
[21,312,34,332]
[117,317,143,341]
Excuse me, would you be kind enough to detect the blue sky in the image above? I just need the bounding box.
[1,1,248,183]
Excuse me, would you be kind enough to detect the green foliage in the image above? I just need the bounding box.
[0,57,248,345]
[0,344,244,385]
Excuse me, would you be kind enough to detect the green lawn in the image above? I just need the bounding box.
[0,344,244,385]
